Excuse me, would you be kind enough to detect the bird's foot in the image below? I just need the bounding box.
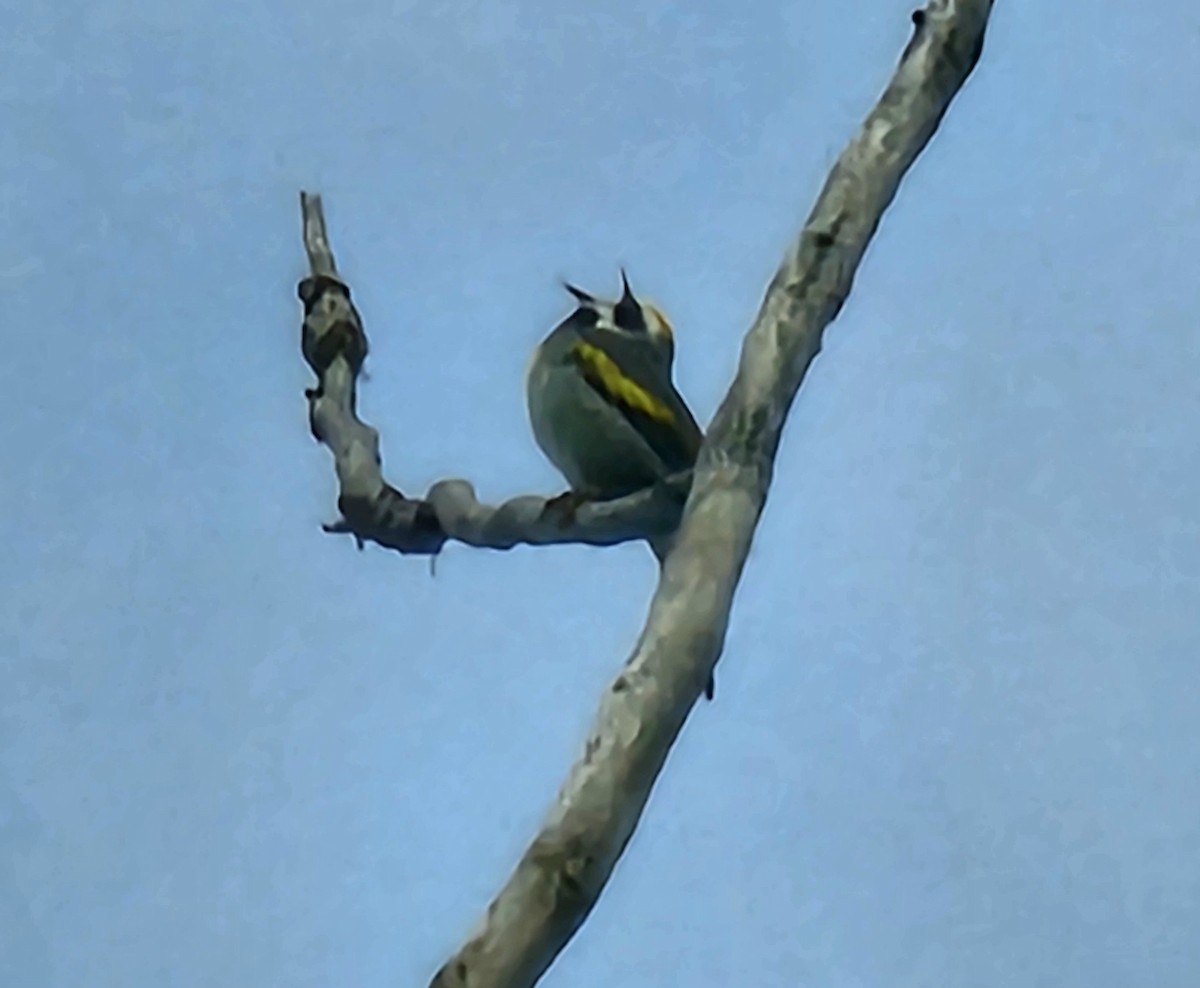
[542,490,591,529]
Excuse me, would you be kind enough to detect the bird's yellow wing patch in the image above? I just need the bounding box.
[571,340,675,425]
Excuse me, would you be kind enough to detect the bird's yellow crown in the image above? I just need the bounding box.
[643,303,674,346]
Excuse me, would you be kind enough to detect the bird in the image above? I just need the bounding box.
[526,270,700,505]
[526,271,715,700]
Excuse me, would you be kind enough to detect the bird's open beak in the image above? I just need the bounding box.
[562,281,596,305]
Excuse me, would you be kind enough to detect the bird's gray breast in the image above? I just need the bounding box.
[526,347,663,496]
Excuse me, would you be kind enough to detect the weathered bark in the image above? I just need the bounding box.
[295,2,995,985]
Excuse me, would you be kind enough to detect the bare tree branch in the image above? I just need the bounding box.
[297,193,694,556]
[294,1,992,983]
[418,2,996,985]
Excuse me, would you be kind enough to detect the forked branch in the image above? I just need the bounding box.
[294,2,995,986]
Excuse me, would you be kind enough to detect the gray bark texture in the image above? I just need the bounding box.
[295,2,994,985]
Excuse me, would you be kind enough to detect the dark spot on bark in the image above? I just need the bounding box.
[969,29,986,67]
[559,854,591,900]
[297,274,350,313]
[734,404,772,461]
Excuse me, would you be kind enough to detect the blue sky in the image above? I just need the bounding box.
[3,1,1199,985]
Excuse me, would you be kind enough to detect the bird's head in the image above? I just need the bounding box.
[563,269,676,365]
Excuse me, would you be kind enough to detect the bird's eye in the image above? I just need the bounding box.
[613,294,647,333]
[573,307,600,328]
